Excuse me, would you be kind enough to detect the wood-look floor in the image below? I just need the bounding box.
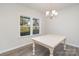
[0,43,79,56]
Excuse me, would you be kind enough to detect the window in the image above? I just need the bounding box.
[20,16,40,36]
[20,16,31,36]
[33,18,39,34]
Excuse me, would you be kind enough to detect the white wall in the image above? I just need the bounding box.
[46,5,79,47]
[1,3,79,53]
[0,4,46,53]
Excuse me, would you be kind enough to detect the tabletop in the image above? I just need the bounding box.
[32,34,66,48]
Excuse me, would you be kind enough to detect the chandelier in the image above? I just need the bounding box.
[45,10,58,19]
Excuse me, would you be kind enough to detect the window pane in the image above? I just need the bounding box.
[20,16,30,36]
[20,16,30,27]
[33,18,39,26]
[33,27,39,34]
[20,26,30,36]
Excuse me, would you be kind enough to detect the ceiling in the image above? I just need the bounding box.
[19,3,79,15]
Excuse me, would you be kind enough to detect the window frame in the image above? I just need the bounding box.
[20,16,40,37]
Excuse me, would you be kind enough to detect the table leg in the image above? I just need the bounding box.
[64,39,66,50]
[33,41,35,56]
[49,48,54,56]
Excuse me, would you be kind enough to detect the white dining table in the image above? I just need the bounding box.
[32,34,66,56]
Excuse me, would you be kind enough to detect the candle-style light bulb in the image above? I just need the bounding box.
[46,11,49,16]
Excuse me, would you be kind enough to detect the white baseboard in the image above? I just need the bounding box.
[61,41,79,48]
[0,42,33,54]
